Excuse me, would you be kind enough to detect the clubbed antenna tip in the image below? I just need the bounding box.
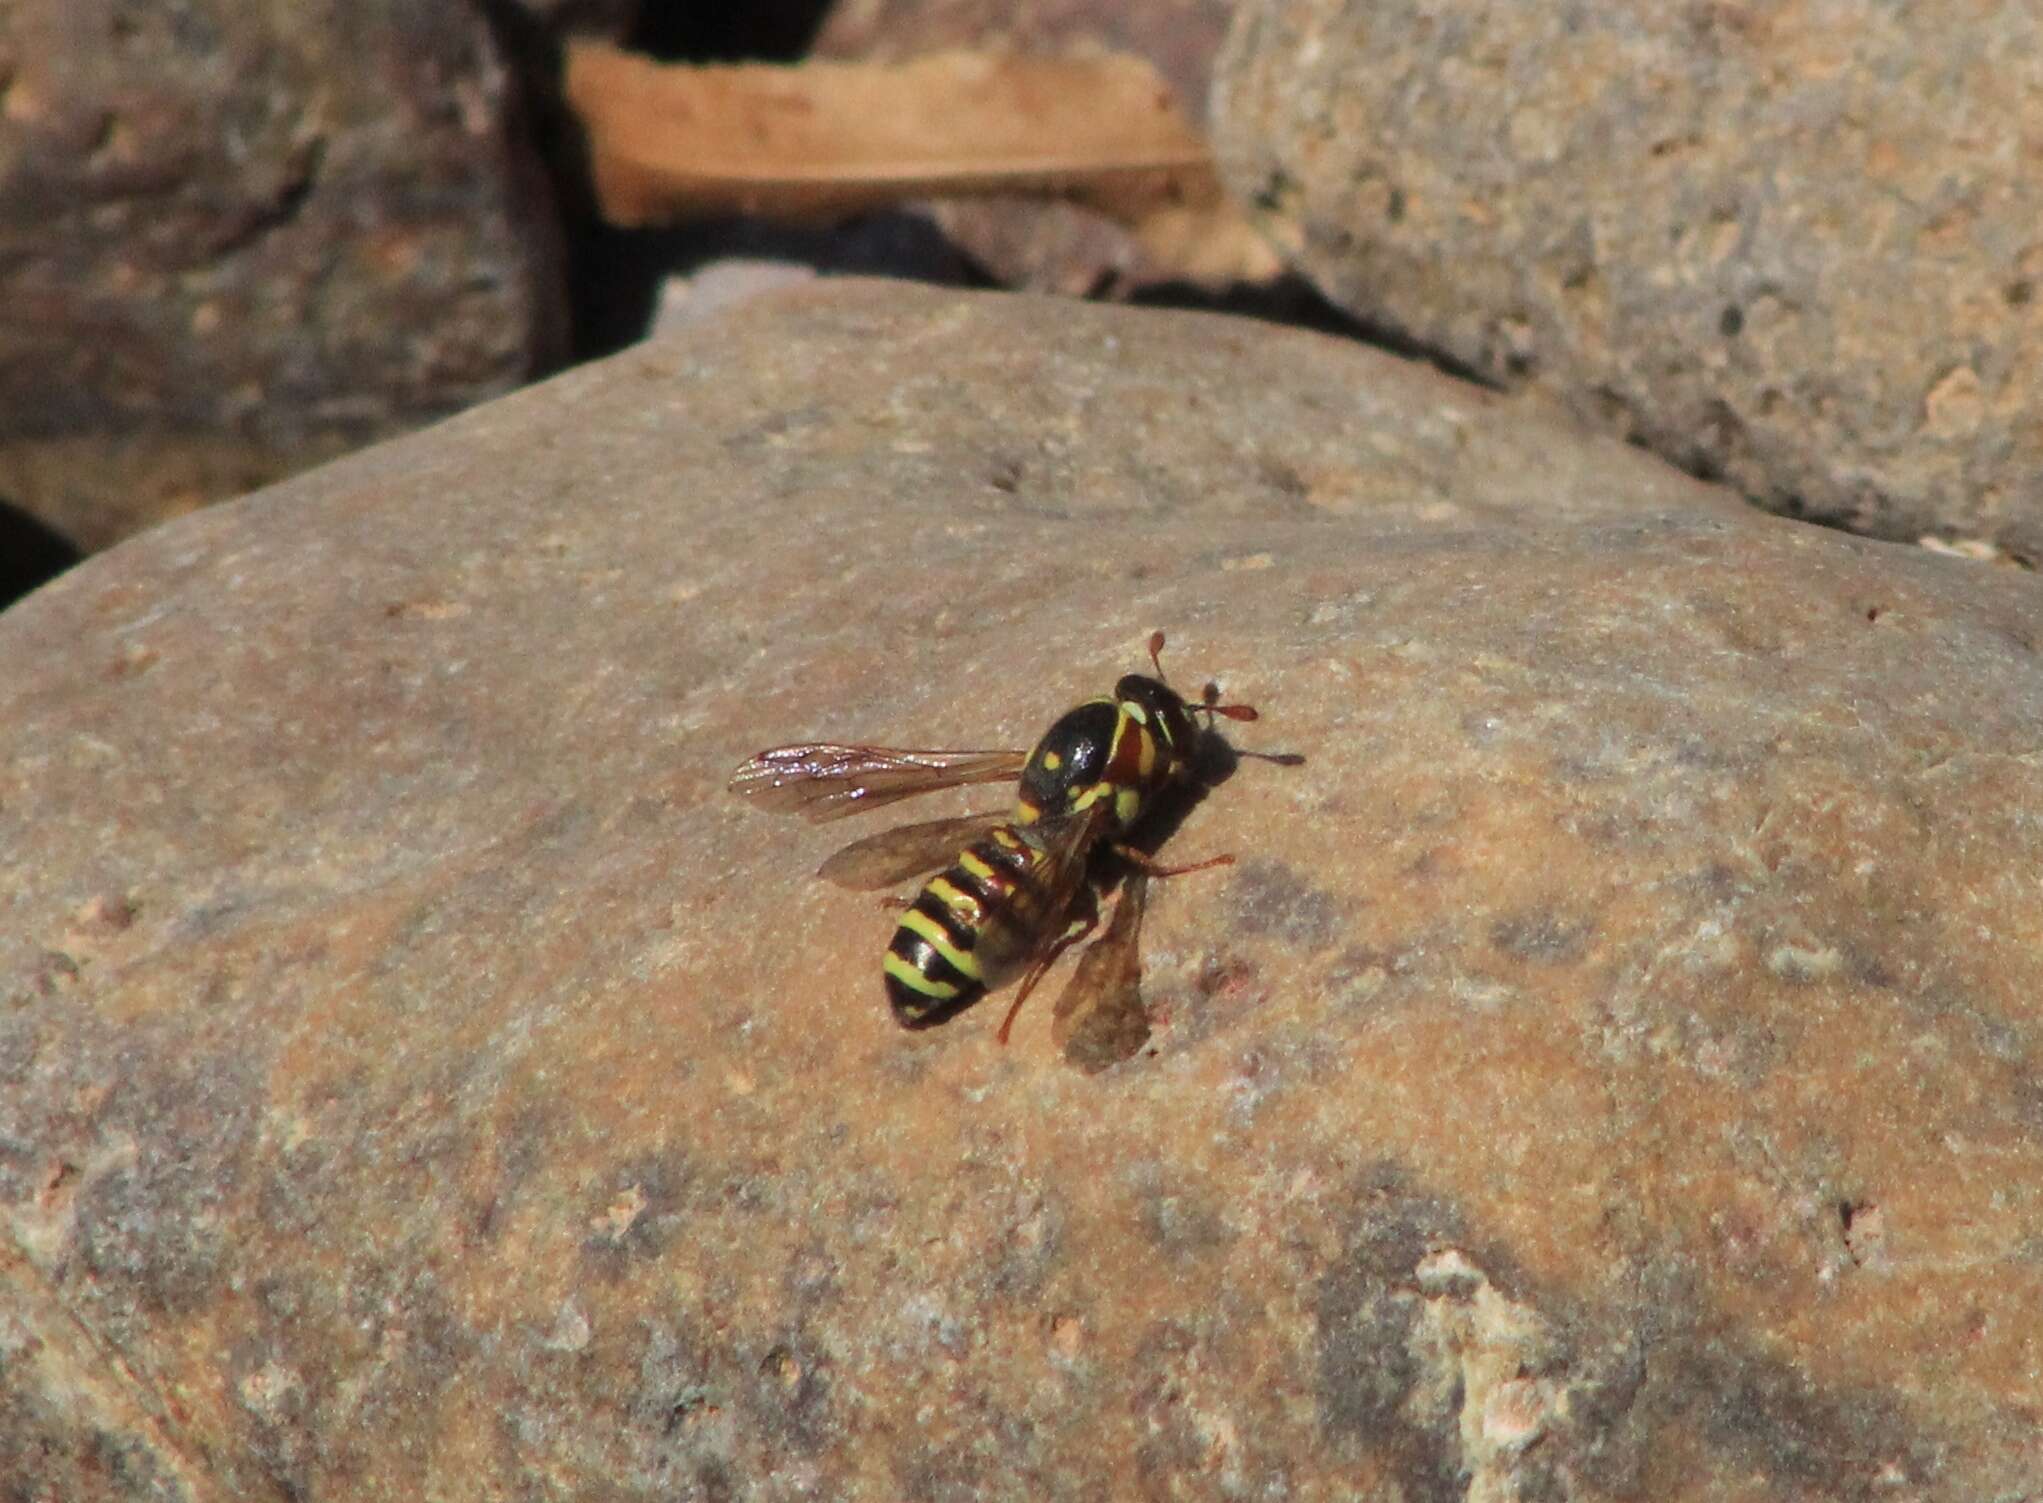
[1199,680,1258,722]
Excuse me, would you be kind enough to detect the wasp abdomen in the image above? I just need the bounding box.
[885,826,1047,1027]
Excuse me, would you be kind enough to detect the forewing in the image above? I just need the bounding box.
[1051,872,1151,1073]
[727,744,1028,822]
[990,807,1114,1046]
[816,811,1011,890]
[1025,803,1115,918]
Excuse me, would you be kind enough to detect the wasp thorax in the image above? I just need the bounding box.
[1012,676,1202,832]
[1017,699,1118,822]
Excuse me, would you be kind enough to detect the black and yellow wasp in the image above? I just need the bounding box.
[728,633,1264,1067]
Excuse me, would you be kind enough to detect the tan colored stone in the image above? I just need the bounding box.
[1215,0,2043,555]
[2,281,2039,1498]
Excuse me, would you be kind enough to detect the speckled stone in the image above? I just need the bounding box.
[0,0,564,554]
[3,281,2040,1499]
[1215,0,2043,555]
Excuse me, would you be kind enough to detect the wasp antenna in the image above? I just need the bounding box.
[1197,680,1259,722]
[1146,630,1168,680]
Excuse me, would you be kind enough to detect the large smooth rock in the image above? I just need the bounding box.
[3,281,2040,1499]
[1214,0,2043,555]
[0,0,564,554]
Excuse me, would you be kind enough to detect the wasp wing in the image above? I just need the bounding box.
[816,811,1013,890]
[728,744,1029,822]
[1023,803,1114,916]
[1050,871,1152,1073]
[992,804,1120,1045]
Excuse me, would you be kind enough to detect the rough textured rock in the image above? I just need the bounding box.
[0,0,565,554]
[5,280,2043,1500]
[814,0,1239,293]
[1214,0,2043,555]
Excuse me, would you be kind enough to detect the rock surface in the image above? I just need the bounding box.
[0,0,564,553]
[4,280,2042,1499]
[1214,0,2043,555]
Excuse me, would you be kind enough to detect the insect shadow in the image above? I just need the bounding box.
[1107,727,1306,875]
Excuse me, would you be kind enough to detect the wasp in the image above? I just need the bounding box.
[728,633,1265,1067]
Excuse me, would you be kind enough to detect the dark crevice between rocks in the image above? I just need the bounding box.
[0,495,82,611]
[1770,489,2040,568]
[475,0,846,363]
[1574,378,2038,564]
[625,3,834,62]
[1127,273,1504,391]
[472,0,605,367]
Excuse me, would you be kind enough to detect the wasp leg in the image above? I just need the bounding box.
[877,894,913,911]
[995,910,1098,1045]
[1111,846,1235,880]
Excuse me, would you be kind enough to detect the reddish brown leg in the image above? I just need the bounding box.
[996,912,1097,1045]
[1111,845,1236,880]
[877,895,912,911]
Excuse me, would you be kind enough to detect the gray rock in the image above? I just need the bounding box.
[1214,0,2043,554]
[3,281,2039,1498]
[0,0,565,553]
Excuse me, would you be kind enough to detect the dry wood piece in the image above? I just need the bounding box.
[565,41,1278,282]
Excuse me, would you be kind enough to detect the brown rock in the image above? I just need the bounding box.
[3,280,2040,1498]
[0,0,566,554]
[1214,0,2043,554]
